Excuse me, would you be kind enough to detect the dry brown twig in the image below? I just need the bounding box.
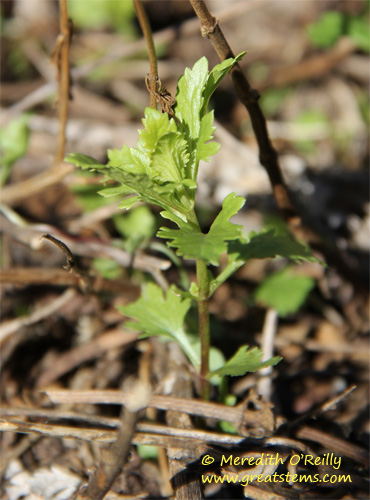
[44,388,277,438]
[189,0,299,230]
[133,0,158,109]
[74,380,151,500]
[0,208,171,281]
[51,0,72,164]
[1,412,367,465]
[0,267,139,296]
[0,288,77,344]
[189,0,368,290]
[34,329,139,388]
[259,37,357,90]
[163,344,204,499]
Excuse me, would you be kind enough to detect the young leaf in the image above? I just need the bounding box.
[158,193,245,266]
[348,16,370,53]
[98,185,133,197]
[201,52,247,115]
[137,107,177,154]
[0,115,29,167]
[119,283,200,369]
[209,345,281,378]
[117,196,141,210]
[208,192,245,241]
[150,132,189,183]
[158,226,219,265]
[107,145,148,174]
[93,257,122,280]
[196,111,220,164]
[96,168,194,221]
[255,267,315,317]
[175,57,209,140]
[174,54,246,182]
[65,153,105,170]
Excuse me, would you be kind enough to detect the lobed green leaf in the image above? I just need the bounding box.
[201,52,247,115]
[196,111,220,164]
[210,345,281,378]
[175,57,209,141]
[108,145,148,174]
[231,230,321,263]
[119,283,199,368]
[150,132,189,183]
[65,153,105,170]
[210,230,323,294]
[137,107,177,154]
[158,193,245,266]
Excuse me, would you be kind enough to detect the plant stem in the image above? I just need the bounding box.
[196,258,210,400]
[133,0,158,109]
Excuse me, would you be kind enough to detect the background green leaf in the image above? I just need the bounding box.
[0,115,30,185]
[113,205,156,253]
[348,16,370,52]
[67,0,136,35]
[92,257,122,280]
[255,267,315,316]
[307,11,344,48]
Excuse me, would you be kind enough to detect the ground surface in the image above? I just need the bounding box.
[1,1,369,499]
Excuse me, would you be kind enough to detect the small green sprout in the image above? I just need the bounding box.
[66,55,321,396]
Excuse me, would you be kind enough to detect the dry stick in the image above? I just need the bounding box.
[0,288,77,344]
[75,381,151,500]
[260,37,356,90]
[189,1,368,290]
[189,0,298,228]
[257,308,278,401]
[53,0,72,164]
[1,162,74,206]
[2,416,368,466]
[41,233,75,271]
[45,389,267,435]
[0,209,171,277]
[0,267,140,296]
[35,329,139,388]
[165,344,204,500]
[0,418,247,449]
[296,425,370,466]
[133,0,158,109]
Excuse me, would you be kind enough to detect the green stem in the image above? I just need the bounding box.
[196,258,211,400]
[133,0,158,109]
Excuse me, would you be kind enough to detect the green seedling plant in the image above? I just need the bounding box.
[66,55,320,398]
